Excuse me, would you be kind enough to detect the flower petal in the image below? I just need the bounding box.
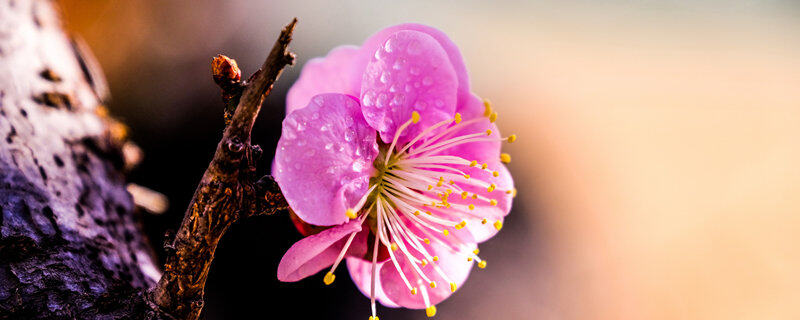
[277,219,363,282]
[361,30,458,144]
[360,24,471,109]
[274,93,379,226]
[286,46,364,114]
[378,237,475,309]
[346,257,400,308]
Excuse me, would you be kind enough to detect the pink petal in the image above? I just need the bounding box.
[360,30,458,144]
[378,238,475,309]
[277,219,363,282]
[274,93,379,226]
[286,46,363,114]
[346,257,400,308]
[361,24,471,110]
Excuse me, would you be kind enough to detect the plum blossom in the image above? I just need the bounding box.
[273,24,516,319]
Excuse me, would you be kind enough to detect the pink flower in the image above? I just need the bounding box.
[274,24,516,318]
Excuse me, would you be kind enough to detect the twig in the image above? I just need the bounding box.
[149,18,296,320]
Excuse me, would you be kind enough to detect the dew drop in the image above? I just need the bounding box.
[352,160,364,172]
[344,129,355,142]
[390,94,404,107]
[435,99,444,107]
[376,93,388,108]
[410,66,421,75]
[423,76,433,86]
[414,101,428,110]
[384,38,395,52]
[305,149,316,157]
[380,71,391,84]
[406,40,422,55]
[325,143,333,150]
[363,91,374,107]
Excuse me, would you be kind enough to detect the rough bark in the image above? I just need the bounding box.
[0,0,160,319]
[0,1,293,319]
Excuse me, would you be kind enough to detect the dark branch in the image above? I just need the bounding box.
[149,19,295,320]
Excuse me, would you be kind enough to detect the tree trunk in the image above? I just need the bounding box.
[0,0,161,318]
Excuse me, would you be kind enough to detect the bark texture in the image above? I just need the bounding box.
[0,0,161,319]
[150,22,295,320]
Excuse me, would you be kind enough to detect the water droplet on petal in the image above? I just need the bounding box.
[390,94,404,107]
[305,149,316,157]
[344,129,355,142]
[380,71,391,84]
[384,38,395,52]
[414,101,428,110]
[423,76,433,86]
[410,66,421,75]
[325,143,333,150]
[376,93,388,108]
[363,91,374,107]
[435,99,444,107]
[406,40,422,55]
[352,160,364,172]
[344,115,354,127]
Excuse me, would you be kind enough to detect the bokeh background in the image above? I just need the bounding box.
[58,1,800,319]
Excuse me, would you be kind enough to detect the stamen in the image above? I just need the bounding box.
[483,99,492,116]
[500,153,511,163]
[508,134,516,143]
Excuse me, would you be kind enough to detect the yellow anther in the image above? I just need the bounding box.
[443,229,449,236]
[489,111,498,123]
[472,194,478,199]
[421,259,428,266]
[429,281,437,288]
[469,160,477,167]
[427,185,433,190]
[454,223,463,230]
[433,256,439,262]
[445,189,452,195]
[468,204,475,210]
[486,129,493,136]
[425,211,432,215]
[483,99,492,116]
[323,272,336,285]
[463,174,470,179]
[488,184,496,192]
[493,171,499,177]
[369,316,379,320]
[473,248,480,254]
[454,113,462,124]
[449,180,455,185]
[481,218,488,224]
[481,163,488,170]
[500,153,511,163]
[494,220,503,231]
[426,305,437,317]
[508,134,517,143]
[411,111,421,124]
[390,242,398,251]
[346,208,357,219]
[414,210,421,216]
[461,191,468,199]
[511,188,517,197]
[436,178,443,187]
[467,257,473,261]
[411,287,418,295]
[424,238,431,244]
[450,282,457,292]
[478,260,487,268]
[489,199,498,206]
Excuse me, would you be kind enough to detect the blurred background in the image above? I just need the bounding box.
[58,1,800,319]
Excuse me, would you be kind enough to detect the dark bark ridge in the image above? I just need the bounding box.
[149,20,295,320]
[0,1,160,319]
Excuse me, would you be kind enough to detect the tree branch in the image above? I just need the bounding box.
[150,19,296,320]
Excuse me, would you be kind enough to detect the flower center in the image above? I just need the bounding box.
[326,100,516,319]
